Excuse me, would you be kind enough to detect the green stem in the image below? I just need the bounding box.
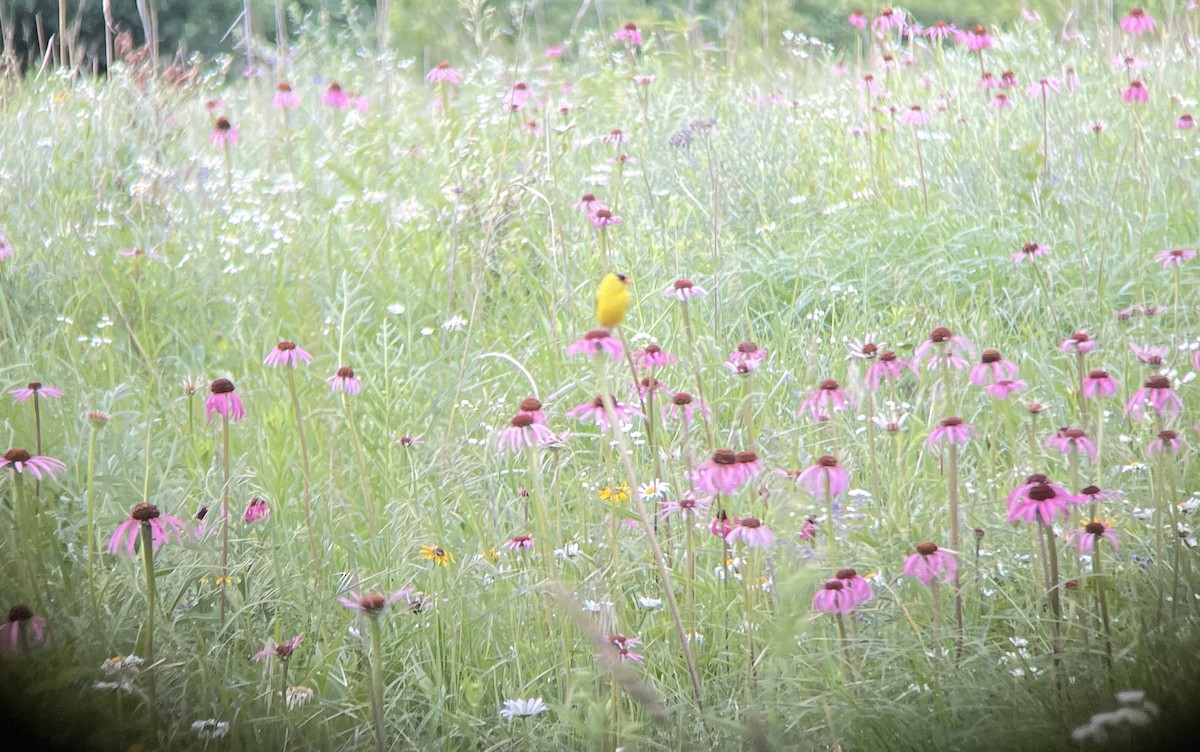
[1094,541,1113,669]
[367,616,387,752]
[220,412,231,624]
[286,368,321,588]
[947,444,964,656]
[140,523,157,706]
[86,424,99,609]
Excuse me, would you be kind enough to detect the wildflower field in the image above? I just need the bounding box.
[4,3,1200,751]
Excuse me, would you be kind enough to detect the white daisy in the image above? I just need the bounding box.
[500,698,548,720]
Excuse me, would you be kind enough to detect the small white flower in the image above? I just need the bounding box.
[101,655,144,674]
[1116,690,1146,706]
[554,543,582,560]
[442,315,468,331]
[387,303,406,315]
[93,680,135,693]
[191,719,231,739]
[500,698,548,720]
[636,596,663,610]
[686,631,704,644]
[582,599,612,613]
[286,685,314,710]
[637,480,670,501]
[420,327,434,336]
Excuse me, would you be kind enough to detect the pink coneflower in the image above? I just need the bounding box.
[1065,67,1080,92]
[925,20,956,40]
[847,336,883,360]
[243,497,269,523]
[927,417,977,447]
[899,105,931,126]
[321,82,351,109]
[661,277,709,302]
[496,413,557,453]
[660,496,713,520]
[694,450,747,495]
[568,395,643,430]
[632,74,655,86]
[1021,8,1041,22]
[119,247,164,261]
[506,82,530,111]
[986,380,1027,399]
[395,434,424,447]
[1007,480,1080,524]
[9,382,63,403]
[914,326,975,372]
[573,193,605,214]
[797,455,850,500]
[613,23,642,46]
[903,542,957,586]
[1147,429,1187,455]
[969,349,1019,385]
[1129,343,1169,365]
[1059,331,1096,354]
[1080,485,1124,505]
[426,62,463,85]
[589,209,623,229]
[865,350,916,390]
[728,341,768,366]
[734,450,763,485]
[835,568,874,606]
[545,46,564,58]
[205,378,245,422]
[264,340,312,368]
[328,366,360,395]
[338,588,414,615]
[635,377,670,400]
[848,10,867,29]
[710,510,735,538]
[978,71,999,89]
[272,82,300,109]
[1155,248,1196,268]
[1012,242,1051,264]
[873,7,906,31]
[503,534,535,550]
[662,391,708,424]
[0,235,13,260]
[811,580,854,614]
[254,633,302,661]
[108,502,189,556]
[600,128,627,146]
[0,605,50,657]
[725,516,774,549]
[990,93,1014,110]
[859,74,880,97]
[999,70,1018,89]
[1122,80,1148,104]
[1126,375,1183,421]
[1083,369,1118,398]
[210,117,238,148]
[1044,427,1098,463]
[1119,7,1155,35]
[634,343,676,369]
[799,379,852,421]
[607,633,643,662]
[1178,114,1195,130]
[958,24,994,51]
[1071,520,1120,553]
[0,447,65,480]
[567,328,624,360]
[516,398,547,425]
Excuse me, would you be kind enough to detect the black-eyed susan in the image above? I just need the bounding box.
[420,545,455,566]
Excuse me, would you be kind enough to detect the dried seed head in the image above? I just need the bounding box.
[195,506,209,521]
[929,326,952,342]
[973,527,985,541]
[4,448,31,463]
[1088,369,1109,379]
[981,349,1001,363]
[712,449,737,465]
[1145,375,1170,390]
[215,116,232,131]
[740,517,762,528]
[1085,521,1105,535]
[6,605,33,622]
[1081,485,1101,496]
[510,414,534,428]
[1159,429,1178,441]
[130,503,161,522]
[916,542,939,556]
[819,378,840,391]
[87,411,110,427]
[1027,483,1057,502]
[276,340,296,351]
[519,398,542,412]
[672,392,693,405]
[835,568,858,580]
[817,455,839,467]
[736,450,759,464]
[210,378,235,395]
[1064,579,1079,591]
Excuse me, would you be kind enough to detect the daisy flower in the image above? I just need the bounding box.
[500,698,548,720]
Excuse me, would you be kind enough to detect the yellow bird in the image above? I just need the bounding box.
[595,273,632,329]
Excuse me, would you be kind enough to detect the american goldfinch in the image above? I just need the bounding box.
[595,273,632,328]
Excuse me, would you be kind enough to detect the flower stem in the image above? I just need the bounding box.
[220,412,231,624]
[367,615,387,752]
[678,302,714,447]
[32,393,42,498]
[947,444,964,656]
[1042,522,1064,687]
[825,472,838,573]
[86,422,99,612]
[139,523,157,706]
[1094,542,1113,669]
[286,368,322,590]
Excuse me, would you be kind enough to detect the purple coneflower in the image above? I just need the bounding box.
[507,82,530,111]
[865,349,915,390]
[321,82,351,109]
[9,382,63,403]
[925,20,956,39]
[1130,343,1169,365]
[725,516,774,549]
[329,366,361,395]
[1080,485,1124,506]
[589,209,622,229]
[660,496,712,520]
[0,235,13,260]
[264,340,312,368]
[1044,427,1098,463]
[662,392,708,424]
[0,605,50,657]
[811,580,855,613]
[694,449,748,495]
[663,278,709,302]
[1024,78,1061,100]
[903,542,957,586]
[574,193,605,214]
[635,343,676,369]
[914,326,975,372]
[1071,520,1120,553]
[835,568,874,606]
[496,413,557,453]
[797,455,850,499]
[254,634,302,661]
[873,7,906,31]
[848,10,867,29]
[986,380,1027,399]
[1119,7,1155,35]
[1125,375,1182,421]
[600,128,626,146]
[927,416,977,447]
[612,22,642,46]
[425,62,463,85]
[1147,429,1187,455]
[899,105,931,126]
[517,398,547,425]
[503,534,534,550]
[1012,242,1051,264]
[798,379,852,421]
[635,377,670,400]
[210,117,238,148]
[969,349,1018,385]
[0,448,65,479]
[338,589,414,615]
[272,82,300,109]
[990,93,1013,110]
[243,497,269,523]
[567,329,624,359]
[568,395,643,430]
[1083,369,1118,398]
[206,379,245,422]
[108,503,189,555]
[1059,330,1096,354]
[958,24,994,51]
[1155,248,1196,268]
[1007,480,1080,525]
[1178,114,1195,130]
[1122,80,1148,104]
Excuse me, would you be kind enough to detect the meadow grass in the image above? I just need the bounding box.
[1,5,1199,751]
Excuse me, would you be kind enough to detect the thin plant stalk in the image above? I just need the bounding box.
[220,412,231,623]
[32,391,42,497]
[1042,522,1064,685]
[741,372,756,448]
[85,418,100,610]
[947,443,964,654]
[343,395,378,538]
[366,615,387,752]
[910,124,929,215]
[678,302,713,446]
[825,472,838,572]
[139,523,158,705]
[285,368,321,588]
[1094,539,1114,669]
